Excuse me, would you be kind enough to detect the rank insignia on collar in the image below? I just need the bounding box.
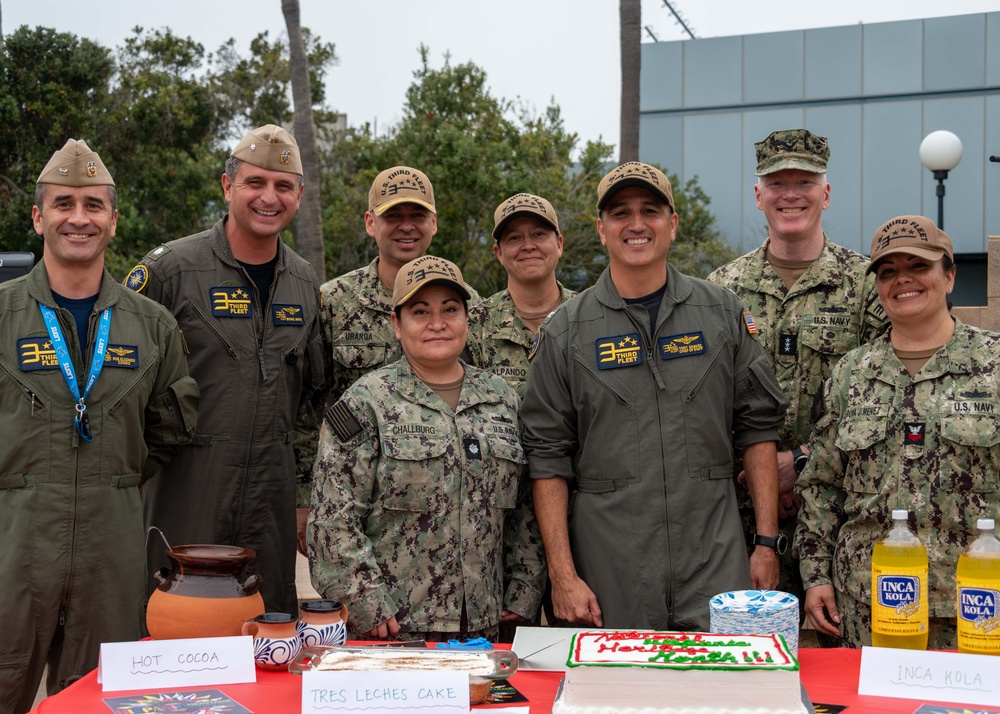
[528,330,543,361]
[779,333,798,356]
[17,337,58,371]
[904,422,925,445]
[124,265,149,293]
[743,310,758,335]
[659,331,706,360]
[464,438,482,460]
[210,286,253,317]
[104,345,139,368]
[596,333,643,370]
[273,304,305,325]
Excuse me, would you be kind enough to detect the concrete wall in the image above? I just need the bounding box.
[640,12,1000,276]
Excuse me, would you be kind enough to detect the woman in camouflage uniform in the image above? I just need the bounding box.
[796,215,1000,648]
[308,256,544,641]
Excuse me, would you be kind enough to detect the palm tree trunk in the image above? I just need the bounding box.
[281,0,325,282]
[619,0,641,164]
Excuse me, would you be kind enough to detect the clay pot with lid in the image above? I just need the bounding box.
[146,544,265,640]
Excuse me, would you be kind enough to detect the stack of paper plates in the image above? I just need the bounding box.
[709,589,800,656]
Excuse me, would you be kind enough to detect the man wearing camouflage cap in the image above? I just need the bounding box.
[309,255,544,640]
[521,162,789,630]
[0,140,198,711]
[319,166,479,408]
[707,129,886,624]
[125,125,325,615]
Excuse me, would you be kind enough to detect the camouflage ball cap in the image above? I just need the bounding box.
[231,124,302,175]
[369,166,436,215]
[492,193,560,241]
[392,255,471,308]
[597,162,673,211]
[37,139,114,187]
[755,129,829,176]
[868,215,954,273]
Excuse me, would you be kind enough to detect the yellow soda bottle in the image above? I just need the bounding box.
[871,509,928,649]
[957,517,1000,655]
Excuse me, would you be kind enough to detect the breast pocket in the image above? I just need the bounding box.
[939,415,1000,493]
[331,339,388,372]
[380,434,450,512]
[486,439,525,509]
[835,418,888,494]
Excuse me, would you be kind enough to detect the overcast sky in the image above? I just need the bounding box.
[7,1,1000,152]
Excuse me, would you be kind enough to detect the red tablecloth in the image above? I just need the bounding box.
[31,647,982,713]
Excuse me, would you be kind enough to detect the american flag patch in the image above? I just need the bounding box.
[743,310,758,335]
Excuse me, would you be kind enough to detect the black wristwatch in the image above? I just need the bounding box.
[792,446,808,475]
[751,533,788,555]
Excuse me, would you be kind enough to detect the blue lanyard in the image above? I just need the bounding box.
[39,303,112,442]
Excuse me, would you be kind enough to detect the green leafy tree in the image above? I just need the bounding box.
[0,26,113,253]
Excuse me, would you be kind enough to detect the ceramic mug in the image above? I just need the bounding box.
[242,612,302,670]
[297,599,349,648]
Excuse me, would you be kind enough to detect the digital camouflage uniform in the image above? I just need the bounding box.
[127,218,325,616]
[707,237,886,601]
[308,357,545,638]
[795,321,1000,648]
[320,258,480,407]
[521,264,789,630]
[0,263,198,711]
[468,284,576,400]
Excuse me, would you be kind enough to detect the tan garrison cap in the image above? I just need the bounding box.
[369,166,436,215]
[392,255,471,308]
[231,124,302,175]
[755,129,829,176]
[37,139,114,187]
[492,193,560,241]
[868,215,954,273]
[597,162,673,211]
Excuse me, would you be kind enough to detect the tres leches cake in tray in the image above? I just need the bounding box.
[551,631,808,714]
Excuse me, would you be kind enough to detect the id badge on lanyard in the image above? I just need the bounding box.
[39,304,111,441]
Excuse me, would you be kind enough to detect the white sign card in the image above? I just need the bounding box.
[858,645,1000,707]
[99,636,256,691]
[302,670,469,714]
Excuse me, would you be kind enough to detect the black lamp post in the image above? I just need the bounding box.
[919,130,963,230]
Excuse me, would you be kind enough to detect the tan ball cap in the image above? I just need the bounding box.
[868,215,954,274]
[755,129,829,176]
[369,166,436,215]
[231,124,302,175]
[392,255,471,308]
[597,162,673,212]
[492,193,560,241]
[37,139,114,187]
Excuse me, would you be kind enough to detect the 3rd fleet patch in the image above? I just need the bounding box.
[17,337,58,371]
[211,287,253,317]
[596,333,643,369]
[658,332,705,360]
[272,304,305,325]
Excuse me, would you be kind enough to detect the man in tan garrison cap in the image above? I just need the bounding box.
[125,125,325,616]
[0,140,197,713]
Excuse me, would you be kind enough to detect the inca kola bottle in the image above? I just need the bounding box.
[871,509,928,650]
[957,517,1000,655]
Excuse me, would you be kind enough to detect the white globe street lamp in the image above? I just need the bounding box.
[919,130,963,230]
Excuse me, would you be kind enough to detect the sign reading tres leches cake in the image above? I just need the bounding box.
[551,631,808,714]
